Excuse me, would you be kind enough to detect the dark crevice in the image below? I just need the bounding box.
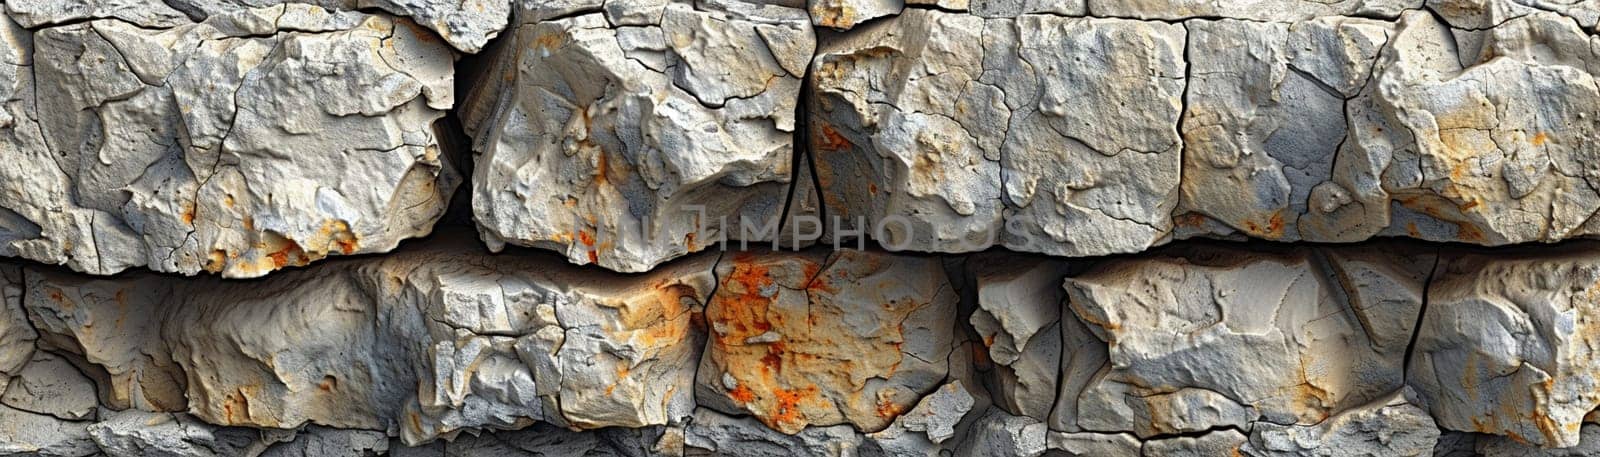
[1401,248,1442,380]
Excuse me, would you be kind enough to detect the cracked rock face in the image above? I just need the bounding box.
[1409,244,1600,448]
[13,0,1600,456]
[0,6,459,278]
[811,9,1185,257]
[21,230,714,445]
[461,2,814,273]
[4,0,508,53]
[1060,243,1433,438]
[695,249,957,434]
[8,236,1600,454]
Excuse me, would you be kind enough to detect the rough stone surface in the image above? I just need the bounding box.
[966,254,1065,421]
[22,230,715,445]
[1409,244,1600,448]
[0,5,459,278]
[1241,390,1439,456]
[0,351,97,421]
[4,0,508,53]
[461,3,814,273]
[695,249,957,434]
[1061,244,1432,438]
[811,9,1185,257]
[11,1,1600,456]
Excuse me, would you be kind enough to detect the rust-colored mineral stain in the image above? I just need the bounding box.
[875,397,904,419]
[1406,222,1422,238]
[1532,131,1549,147]
[534,32,564,52]
[816,124,852,152]
[318,375,338,392]
[760,342,786,374]
[714,254,777,341]
[268,240,304,268]
[727,383,756,403]
[337,239,358,255]
[181,206,196,225]
[770,386,816,428]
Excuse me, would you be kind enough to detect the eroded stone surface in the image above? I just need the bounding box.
[4,0,507,53]
[1060,244,1433,438]
[0,6,459,278]
[810,9,1185,258]
[0,351,97,421]
[462,3,814,273]
[695,249,957,434]
[966,254,1066,421]
[21,231,714,444]
[1241,390,1439,456]
[1408,244,1600,448]
[1301,11,1600,247]
[1088,0,1420,21]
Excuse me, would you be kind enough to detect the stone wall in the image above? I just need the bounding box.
[4,0,1600,455]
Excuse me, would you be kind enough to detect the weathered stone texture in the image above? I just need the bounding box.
[0,6,459,278]
[695,249,957,434]
[1409,244,1600,448]
[11,1,1600,456]
[461,2,814,273]
[4,0,508,53]
[19,231,715,445]
[811,9,1184,258]
[1060,244,1431,437]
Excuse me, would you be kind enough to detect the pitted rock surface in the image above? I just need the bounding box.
[8,0,1600,456]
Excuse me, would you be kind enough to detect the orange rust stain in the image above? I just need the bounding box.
[868,183,877,194]
[337,239,358,255]
[1265,210,1285,237]
[875,397,904,419]
[1406,222,1421,238]
[727,384,756,403]
[579,231,596,247]
[318,376,337,392]
[1459,199,1480,211]
[267,240,304,268]
[715,254,777,341]
[760,341,786,374]
[815,124,852,152]
[181,205,196,225]
[1532,132,1549,147]
[770,386,816,428]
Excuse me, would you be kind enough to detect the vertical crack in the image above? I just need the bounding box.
[1401,248,1442,380]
